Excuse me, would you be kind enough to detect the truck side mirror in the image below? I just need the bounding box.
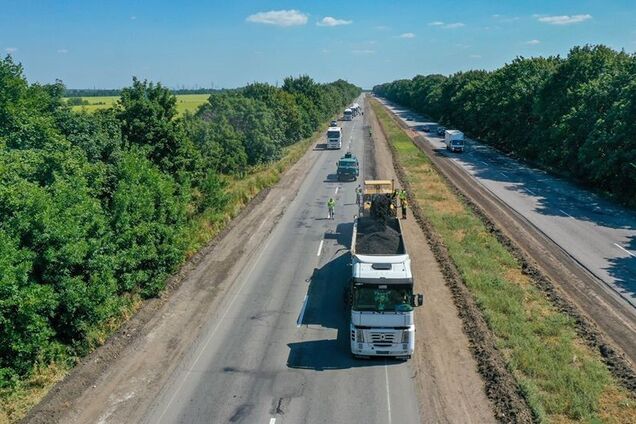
[413,294,424,307]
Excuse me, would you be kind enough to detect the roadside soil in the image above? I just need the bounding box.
[365,101,498,423]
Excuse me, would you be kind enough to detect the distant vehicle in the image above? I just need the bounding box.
[348,179,424,359]
[351,103,362,116]
[444,130,464,152]
[336,152,359,181]
[344,108,353,121]
[327,126,343,149]
[406,117,413,121]
[422,125,431,132]
[330,120,338,127]
[436,126,446,136]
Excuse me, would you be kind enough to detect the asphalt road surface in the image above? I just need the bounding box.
[142,96,421,424]
[378,99,636,311]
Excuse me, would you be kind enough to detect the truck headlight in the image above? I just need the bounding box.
[356,329,365,343]
[401,330,410,344]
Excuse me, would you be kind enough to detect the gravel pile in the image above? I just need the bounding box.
[356,217,403,255]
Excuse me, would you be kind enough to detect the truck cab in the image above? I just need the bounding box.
[327,126,342,149]
[336,152,359,181]
[343,108,353,121]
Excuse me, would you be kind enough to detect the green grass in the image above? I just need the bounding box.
[65,94,209,115]
[370,99,636,424]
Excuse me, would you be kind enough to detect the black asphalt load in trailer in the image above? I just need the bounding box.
[355,216,405,255]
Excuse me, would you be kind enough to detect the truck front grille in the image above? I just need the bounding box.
[369,331,397,347]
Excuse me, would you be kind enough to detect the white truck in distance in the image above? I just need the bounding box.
[444,130,465,153]
[343,108,353,121]
[327,126,342,149]
[348,180,423,359]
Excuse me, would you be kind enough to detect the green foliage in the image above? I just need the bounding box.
[0,54,360,393]
[373,45,636,207]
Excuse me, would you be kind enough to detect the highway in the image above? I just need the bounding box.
[142,96,421,424]
[378,99,636,311]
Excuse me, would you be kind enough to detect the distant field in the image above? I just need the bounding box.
[66,94,209,115]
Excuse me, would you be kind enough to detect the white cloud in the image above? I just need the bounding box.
[428,21,465,29]
[492,14,520,23]
[130,16,137,20]
[57,48,69,54]
[399,32,415,39]
[321,48,331,54]
[537,14,592,25]
[5,47,17,54]
[375,25,390,31]
[246,10,308,27]
[317,16,352,27]
[469,54,482,59]
[525,39,541,45]
[352,49,375,55]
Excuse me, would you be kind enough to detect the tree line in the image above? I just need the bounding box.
[373,45,636,207]
[0,55,360,386]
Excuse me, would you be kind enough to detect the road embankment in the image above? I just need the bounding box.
[369,97,636,423]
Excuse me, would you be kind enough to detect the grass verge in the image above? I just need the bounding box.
[0,120,327,424]
[370,98,636,423]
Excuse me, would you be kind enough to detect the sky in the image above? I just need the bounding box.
[1,0,635,89]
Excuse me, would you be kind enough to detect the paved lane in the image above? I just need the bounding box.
[379,98,636,310]
[142,96,420,424]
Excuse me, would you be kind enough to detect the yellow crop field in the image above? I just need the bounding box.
[66,94,209,115]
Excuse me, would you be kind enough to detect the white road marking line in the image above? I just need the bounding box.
[559,209,573,219]
[269,418,276,424]
[480,161,489,166]
[526,189,536,195]
[296,294,309,328]
[317,239,324,256]
[156,229,274,423]
[614,243,636,258]
[500,171,509,178]
[335,186,339,195]
[384,362,392,424]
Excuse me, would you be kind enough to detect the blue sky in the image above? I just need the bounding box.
[1,0,635,89]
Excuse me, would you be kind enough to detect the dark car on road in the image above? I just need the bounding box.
[436,126,446,136]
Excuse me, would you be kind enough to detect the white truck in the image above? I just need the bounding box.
[444,129,464,153]
[347,180,423,359]
[327,126,342,149]
[351,103,361,117]
[343,108,353,121]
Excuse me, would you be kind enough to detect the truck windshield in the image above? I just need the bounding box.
[452,140,463,145]
[328,130,341,138]
[352,286,413,312]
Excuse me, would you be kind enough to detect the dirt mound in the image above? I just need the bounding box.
[357,218,403,254]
